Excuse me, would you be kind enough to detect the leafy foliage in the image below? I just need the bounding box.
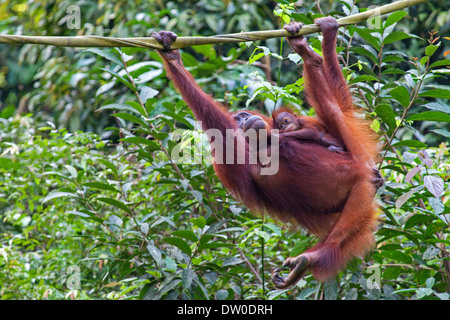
[0,0,449,300]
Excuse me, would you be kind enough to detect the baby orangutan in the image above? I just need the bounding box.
[273,108,345,153]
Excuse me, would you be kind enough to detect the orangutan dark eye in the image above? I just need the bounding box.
[284,118,289,123]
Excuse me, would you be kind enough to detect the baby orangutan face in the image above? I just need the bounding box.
[273,112,301,132]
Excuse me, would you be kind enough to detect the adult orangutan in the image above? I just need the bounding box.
[152,17,380,288]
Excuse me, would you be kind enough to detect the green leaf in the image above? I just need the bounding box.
[113,112,147,127]
[385,11,408,28]
[191,217,206,229]
[0,105,15,118]
[324,280,338,300]
[182,267,195,289]
[249,51,265,65]
[82,182,120,193]
[98,103,141,114]
[147,244,162,264]
[140,222,149,234]
[429,197,444,214]
[389,86,410,107]
[76,170,85,184]
[151,131,169,140]
[429,59,450,69]
[229,205,242,215]
[67,210,88,218]
[419,89,450,100]
[97,197,131,214]
[165,256,177,271]
[375,104,397,129]
[422,102,450,113]
[163,237,192,256]
[349,75,379,83]
[370,118,380,133]
[172,230,198,242]
[140,86,159,104]
[420,56,429,66]
[383,31,414,45]
[287,53,301,64]
[435,292,450,300]
[68,210,103,223]
[126,60,161,71]
[190,190,203,203]
[406,111,450,122]
[107,215,123,231]
[42,191,78,204]
[86,48,123,66]
[404,214,435,229]
[126,101,147,117]
[42,171,75,183]
[290,239,310,257]
[96,81,116,96]
[135,69,163,84]
[162,111,194,128]
[117,164,129,176]
[354,28,380,51]
[99,159,118,175]
[382,55,406,63]
[192,44,217,60]
[100,68,136,92]
[378,244,402,251]
[425,45,439,57]
[64,165,77,178]
[121,136,156,147]
[204,271,218,285]
[417,288,433,299]
[430,129,450,138]
[350,47,378,63]
[202,242,234,249]
[392,140,428,148]
[425,277,435,288]
[382,67,405,75]
[216,289,229,300]
[381,250,412,264]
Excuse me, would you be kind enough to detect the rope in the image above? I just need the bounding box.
[0,0,425,49]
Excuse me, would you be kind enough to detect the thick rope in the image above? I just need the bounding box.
[0,0,425,49]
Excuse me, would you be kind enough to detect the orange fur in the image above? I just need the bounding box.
[290,18,380,280]
[155,17,380,285]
